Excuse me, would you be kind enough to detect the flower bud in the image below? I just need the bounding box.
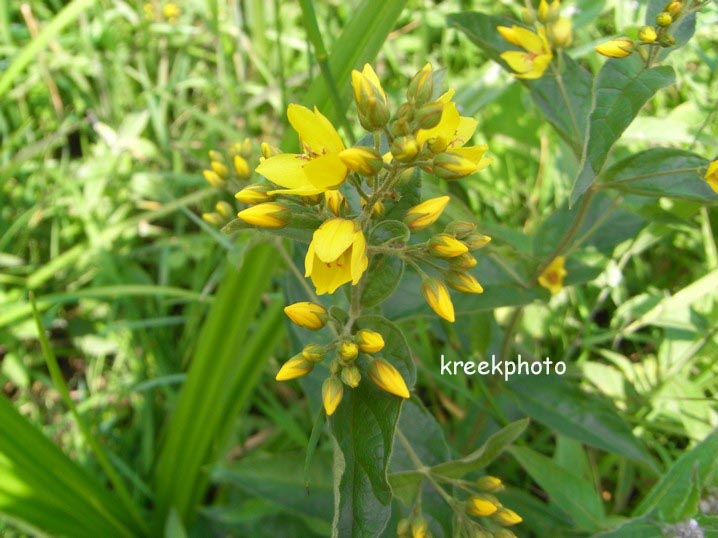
[666,1,682,17]
[411,515,428,538]
[215,201,234,220]
[464,232,491,250]
[232,138,253,159]
[283,302,328,330]
[301,343,326,362]
[367,359,410,398]
[208,149,223,162]
[201,212,224,226]
[432,152,478,180]
[233,155,251,179]
[638,25,657,44]
[322,376,344,416]
[356,329,384,353]
[428,234,469,258]
[421,278,455,323]
[407,63,434,105]
[656,11,672,26]
[466,494,500,517]
[203,169,225,189]
[415,102,444,130]
[537,0,551,22]
[211,160,229,179]
[391,117,412,137]
[324,190,346,216]
[237,202,289,228]
[261,142,281,159]
[352,64,390,131]
[450,252,478,270]
[444,221,476,239]
[491,507,523,526]
[235,183,274,205]
[397,518,412,537]
[404,196,450,231]
[595,38,634,58]
[659,33,676,47]
[275,355,314,381]
[338,341,359,361]
[339,147,383,176]
[446,271,484,294]
[391,136,419,162]
[340,365,361,388]
[521,7,535,24]
[548,17,573,48]
[476,475,505,492]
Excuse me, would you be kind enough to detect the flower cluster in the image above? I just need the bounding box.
[143,1,181,23]
[595,0,700,60]
[227,63,492,416]
[497,0,573,80]
[200,141,254,227]
[398,475,523,538]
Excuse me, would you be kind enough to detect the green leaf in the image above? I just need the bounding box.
[431,418,529,478]
[571,55,675,204]
[330,316,416,538]
[152,244,284,531]
[509,446,606,532]
[361,221,409,308]
[601,148,715,202]
[633,432,718,522]
[447,12,593,155]
[593,517,661,537]
[0,396,140,538]
[507,375,657,471]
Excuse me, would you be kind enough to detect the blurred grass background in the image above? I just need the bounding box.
[1,0,717,536]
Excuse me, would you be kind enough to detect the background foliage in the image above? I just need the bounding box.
[1,0,717,536]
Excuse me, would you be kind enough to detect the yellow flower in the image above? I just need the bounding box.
[283,302,328,330]
[322,376,344,415]
[466,494,500,517]
[538,256,567,295]
[446,271,484,294]
[356,329,384,353]
[415,90,492,172]
[276,355,314,381]
[351,64,390,131]
[404,196,450,231]
[491,507,523,526]
[236,202,289,228]
[595,38,634,58]
[498,25,553,79]
[304,218,369,295]
[255,104,347,196]
[368,359,410,398]
[704,160,718,193]
[422,278,455,323]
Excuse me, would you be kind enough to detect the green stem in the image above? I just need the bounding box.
[298,0,355,144]
[396,429,456,506]
[550,53,581,143]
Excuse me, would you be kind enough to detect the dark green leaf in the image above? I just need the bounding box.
[431,418,529,478]
[593,517,661,537]
[507,375,657,470]
[571,55,675,204]
[330,316,416,538]
[509,446,606,532]
[601,148,715,203]
[360,254,404,308]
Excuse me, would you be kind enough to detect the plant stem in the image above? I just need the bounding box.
[396,429,456,506]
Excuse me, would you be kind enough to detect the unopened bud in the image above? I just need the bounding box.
[666,1,682,17]
[261,142,281,159]
[211,160,229,179]
[367,358,410,398]
[324,190,346,216]
[476,475,505,492]
[444,221,476,239]
[391,136,419,162]
[301,344,326,362]
[466,494,500,517]
[450,252,478,270]
[464,232,491,250]
[338,341,359,361]
[322,376,344,415]
[208,150,223,163]
[415,102,444,130]
[446,271,484,294]
[237,202,289,228]
[275,355,314,381]
[283,302,328,330]
[339,147,383,176]
[595,38,634,58]
[432,152,478,180]
[203,169,225,189]
[215,201,234,219]
[235,183,274,205]
[391,117,413,137]
[421,278,455,323]
[356,329,385,353]
[659,33,676,47]
[537,0,551,22]
[521,7,535,24]
[340,365,361,388]
[411,515,428,538]
[491,508,523,526]
[233,155,251,179]
[428,234,469,258]
[352,64,390,131]
[201,212,224,226]
[638,25,657,44]
[548,17,573,48]
[656,11,672,26]
[404,196,450,231]
[407,63,434,105]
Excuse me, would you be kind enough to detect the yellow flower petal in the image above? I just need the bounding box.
[287,103,344,154]
[312,219,357,263]
[361,63,386,102]
[256,153,307,189]
[303,153,348,190]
